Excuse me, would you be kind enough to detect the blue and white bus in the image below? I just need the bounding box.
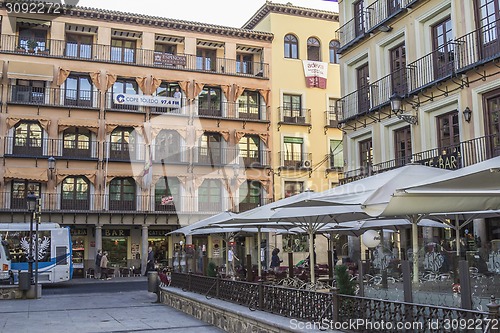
[0,223,73,283]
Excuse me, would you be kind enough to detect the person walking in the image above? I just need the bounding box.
[270,248,283,272]
[100,251,110,280]
[228,246,238,276]
[95,249,102,279]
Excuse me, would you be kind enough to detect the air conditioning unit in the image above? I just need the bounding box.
[301,160,312,168]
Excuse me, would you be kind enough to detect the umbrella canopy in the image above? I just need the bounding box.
[363,156,500,217]
[167,211,237,236]
[276,164,450,208]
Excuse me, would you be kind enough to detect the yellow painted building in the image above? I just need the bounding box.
[337,0,500,259]
[244,2,342,265]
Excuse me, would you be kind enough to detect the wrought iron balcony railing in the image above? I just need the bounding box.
[279,151,312,169]
[0,35,270,79]
[336,15,366,52]
[8,85,100,109]
[340,133,499,184]
[238,149,271,168]
[238,198,273,213]
[365,0,408,33]
[194,147,239,166]
[278,107,311,125]
[407,41,456,93]
[325,106,342,128]
[456,18,500,73]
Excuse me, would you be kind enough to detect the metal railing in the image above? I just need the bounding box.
[278,107,311,125]
[8,85,100,109]
[325,107,341,128]
[456,18,500,73]
[0,192,235,214]
[336,15,366,50]
[0,35,269,79]
[369,68,407,110]
[327,153,344,171]
[407,41,456,93]
[238,149,271,168]
[279,151,312,169]
[239,198,273,213]
[341,134,499,184]
[170,272,497,327]
[194,147,239,166]
[365,0,408,33]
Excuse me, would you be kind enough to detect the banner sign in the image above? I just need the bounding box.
[103,229,130,237]
[113,93,181,108]
[302,60,328,89]
[154,53,186,66]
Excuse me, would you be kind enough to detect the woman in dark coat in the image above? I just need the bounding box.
[270,248,283,272]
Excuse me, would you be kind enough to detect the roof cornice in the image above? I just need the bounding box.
[242,1,339,30]
[0,3,274,42]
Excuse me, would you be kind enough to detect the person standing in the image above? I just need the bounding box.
[270,248,283,272]
[146,247,155,275]
[173,87,181,99]
[95,249,102,279]
[100,251,110,280]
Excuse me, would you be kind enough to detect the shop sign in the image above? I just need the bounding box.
[148,230,170,237]
[113,93,181,108]
[154,53,187,66]
[70,228,87,236]
[419,150,460,170]
[103,229,130,237]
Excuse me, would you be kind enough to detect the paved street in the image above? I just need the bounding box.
[0,277,223,333]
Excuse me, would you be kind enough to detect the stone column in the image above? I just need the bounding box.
[95,225,102,255]
[142,225,149,275]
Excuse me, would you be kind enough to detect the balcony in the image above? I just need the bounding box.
[325,105,343,129]
[279,152,312,170]
[278,107,311,126]
[8,85,100,109]
[0,35,270,79]
[104,142,143,162]
[338,88,371,121]
[336,15,366,53]
[326,153,344,171]
[365,0,407,34]
[153,144,189,164]
[370,68,407,110]
[407,41,456,94]
[239,149,271,168]
[194,147,238,166]
[4,136,48,157]
[340,133,499,184]
[51,138,99,160]
[456,19,500,74]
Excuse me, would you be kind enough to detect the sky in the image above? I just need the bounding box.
[77,0,338,28]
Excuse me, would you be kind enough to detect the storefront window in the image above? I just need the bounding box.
[102,229,129,268]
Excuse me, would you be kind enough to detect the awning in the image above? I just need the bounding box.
[151,126,187,140]
[8,61,53,81]
[4,168,48,182]
[7,116,50,131]
[16,18,51,27]
[195,128,230,142]
[56,170,97,185]
[235,130,269,146]
[105,171,140,184]
[105,122,142,134]
[58,118,99,133]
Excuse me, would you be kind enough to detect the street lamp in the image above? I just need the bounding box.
[48,156,56,179]
[26,192,37,286]
[390,93,418,125]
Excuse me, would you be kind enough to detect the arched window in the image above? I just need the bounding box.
[284,34,298,59]
[155,177,180,211]
[61,176,90,210]
[110,127,135,161]
[155,130,181,163]
[109,177,136,210]
[198,179,222,212]
[307,37,321,61]
[329,40,340,64]
[13,121,42,156]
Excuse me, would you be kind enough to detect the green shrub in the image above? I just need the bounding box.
[207,262,217,277]
[335,264,356,295]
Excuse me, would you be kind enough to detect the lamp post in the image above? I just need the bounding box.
[26,192,37,287]
[34,197,41,299]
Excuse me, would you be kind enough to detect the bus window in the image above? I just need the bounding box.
[56,246,67,265]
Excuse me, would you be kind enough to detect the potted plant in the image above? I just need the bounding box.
[16,45,26,53]
[26,40,38,53]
